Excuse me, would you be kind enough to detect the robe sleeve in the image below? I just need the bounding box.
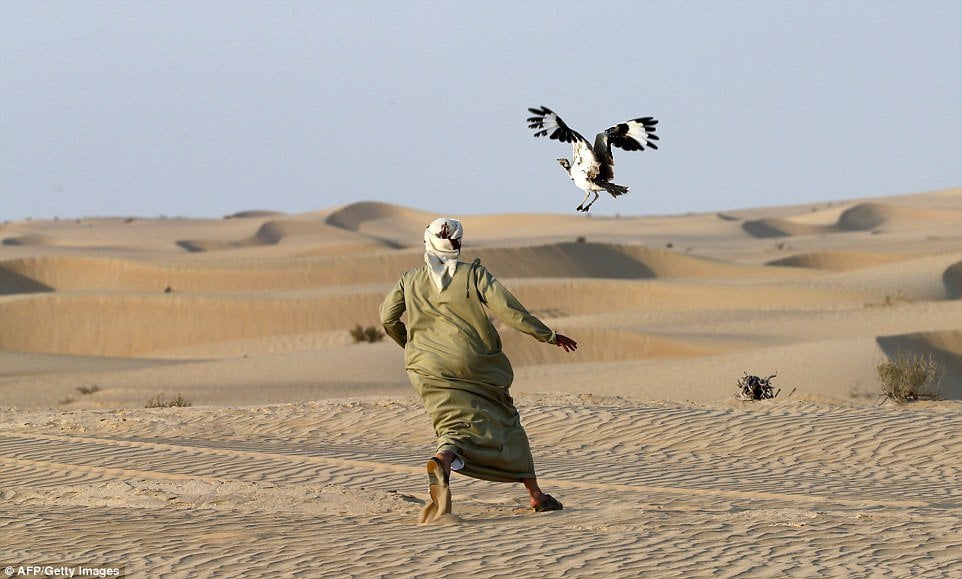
[475,266,556,344]
[379,277,408,348]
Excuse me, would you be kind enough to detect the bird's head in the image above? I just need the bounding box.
[557,158,571,170]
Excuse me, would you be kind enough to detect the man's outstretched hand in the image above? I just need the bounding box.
[555,334,578,353]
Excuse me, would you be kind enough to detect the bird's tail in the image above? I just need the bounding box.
[601,182,629,198]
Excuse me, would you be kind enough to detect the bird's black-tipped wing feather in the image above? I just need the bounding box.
[527,106,590,145]
[606,117,659,151]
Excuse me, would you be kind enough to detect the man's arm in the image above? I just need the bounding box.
[379,278,407,348]
[476,266,576,354]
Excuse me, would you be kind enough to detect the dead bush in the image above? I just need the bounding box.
[877,351,944,402]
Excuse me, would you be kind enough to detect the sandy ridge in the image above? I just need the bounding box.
[2,399,960,577]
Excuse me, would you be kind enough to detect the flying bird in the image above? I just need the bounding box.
[527,106,659,212]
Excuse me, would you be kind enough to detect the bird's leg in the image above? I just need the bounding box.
[582,192,599,212]
[576,190,592,212]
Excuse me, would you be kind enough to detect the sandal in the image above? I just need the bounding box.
[418,457,452,523]
[534,494,564,512]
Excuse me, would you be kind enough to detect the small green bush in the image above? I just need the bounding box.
[877,351,944,402]
[350,324,385,344]
[145,393,192,408]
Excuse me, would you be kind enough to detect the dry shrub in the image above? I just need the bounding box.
[145,393,192,408]
[877,351,944,402]
[350,324,385,344]
[865,290,911,308]
[736,373,784,400]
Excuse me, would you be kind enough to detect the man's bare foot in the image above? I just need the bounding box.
[526,489,546,508]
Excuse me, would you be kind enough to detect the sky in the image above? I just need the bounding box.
[2,1,960,221]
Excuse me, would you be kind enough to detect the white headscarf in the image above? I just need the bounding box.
[423,217,463,291]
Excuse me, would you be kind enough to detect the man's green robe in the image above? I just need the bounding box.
[379,260,557,482]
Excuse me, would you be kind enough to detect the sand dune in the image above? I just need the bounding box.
[500,327,725,366]
[178,217,392,254]
[2,187,962,576]
[837,202,962,231]
[742,216,833,238]
[813,253,962,302]
[474,242,805,280]
[325,200,435,232]
[766,250,913,271]
[0,253,406,294]
[945,260,962,299]
[0,261,54,294]
[742,201,962,238]
[224,210,287,219]
[1,233,61,247]
[0,291,390,356]
[0,264,869,359]
[323,201,438,249]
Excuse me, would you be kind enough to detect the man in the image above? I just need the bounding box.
[379,217,578,524]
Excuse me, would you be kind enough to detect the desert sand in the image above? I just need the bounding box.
[2,188,961,577]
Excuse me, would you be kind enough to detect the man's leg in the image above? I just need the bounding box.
[420,452,454,524]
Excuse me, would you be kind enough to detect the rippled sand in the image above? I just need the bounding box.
[2,187,961,576]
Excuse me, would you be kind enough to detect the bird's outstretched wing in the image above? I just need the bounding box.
[605,117,659,152]
[527,106,590,145]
